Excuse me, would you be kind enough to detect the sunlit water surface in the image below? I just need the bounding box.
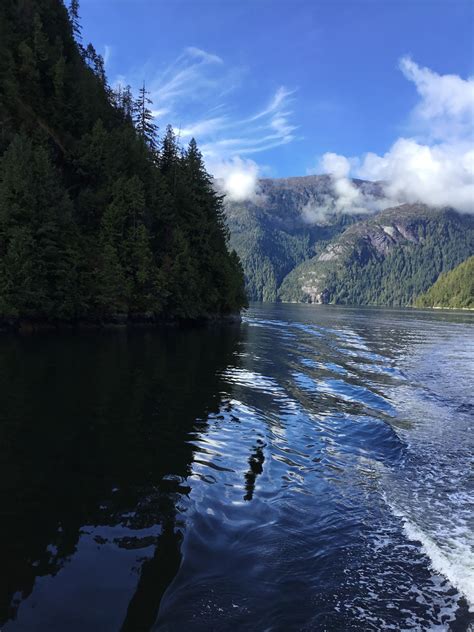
[1,304,473,631]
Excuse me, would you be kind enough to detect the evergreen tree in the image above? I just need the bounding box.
[134,83,158,151]
[160,125,179,179]
[68,0,82,42]
[0,0,247,325]
[83,43,106,84]
[0,135,79,319]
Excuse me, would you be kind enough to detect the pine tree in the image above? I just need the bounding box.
[134,82,157,151]
[126,223,163,313]
[0,0,247,323]
[68,0,82,42]
[121,85,135,122]
[0,135,79,319]
[83,43,106,84]
[160,125,179,178]
[96,181,130,315]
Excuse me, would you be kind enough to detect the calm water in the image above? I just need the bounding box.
[1,304,473,631]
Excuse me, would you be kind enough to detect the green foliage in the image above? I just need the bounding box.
[416,256,474,309]
[326,214,474,306]
[226,185,355,302]
[279,208,474,306]
[0,135,80,318]
[0,0,246,322]
[134,83,158,152]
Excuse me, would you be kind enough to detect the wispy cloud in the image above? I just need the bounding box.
[149,47,225,105]
[184,46,224,65]
[115,47,299,200]
[175,116,228,139]
[103,44,112,68]
[192,86,298,160]
[248,86,296,121]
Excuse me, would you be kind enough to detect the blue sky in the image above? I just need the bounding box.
[79,0,474,195]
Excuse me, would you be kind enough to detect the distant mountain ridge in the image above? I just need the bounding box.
[225,175,380,301]
[224,175,474,306]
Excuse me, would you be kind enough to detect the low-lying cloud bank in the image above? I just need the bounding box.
[308,57,474,221]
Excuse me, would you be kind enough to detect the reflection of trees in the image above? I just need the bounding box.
[244,440,266,502]
[120,506,182,632]
[0,326,242,628]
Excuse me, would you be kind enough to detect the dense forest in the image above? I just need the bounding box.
[278,206,474,306]
[416,256,474,309]
[0,0,247,326]
[225,175,369,301]
[225,176,474,308]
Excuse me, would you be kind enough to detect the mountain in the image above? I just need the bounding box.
[225,177,474,307]
[416,255,474,309]
[225,175,380,300]
[0,0,246,327]
[278,204,474,306]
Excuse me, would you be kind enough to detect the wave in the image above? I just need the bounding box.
[388,501,474,612]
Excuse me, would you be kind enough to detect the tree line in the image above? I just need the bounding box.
[416,255,474,309]
[0,0,247,323]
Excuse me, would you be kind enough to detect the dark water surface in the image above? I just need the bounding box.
[1,304,473,631]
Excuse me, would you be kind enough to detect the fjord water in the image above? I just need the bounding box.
[1,305,473,631]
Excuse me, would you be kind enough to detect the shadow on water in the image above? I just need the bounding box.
[0,325,243,631]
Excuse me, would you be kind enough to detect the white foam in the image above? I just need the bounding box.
[391,505,474,611]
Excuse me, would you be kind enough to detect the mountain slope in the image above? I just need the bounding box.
[278,205,474,306]
[0,0,246,325]
[416,256,474,309]
[225,175,380,300]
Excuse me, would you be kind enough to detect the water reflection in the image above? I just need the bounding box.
[243,440,266,501]
[1,304,473,631]
[0,326,243,630]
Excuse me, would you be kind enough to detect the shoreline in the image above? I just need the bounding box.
[278,299,474,311]
[0,312,242,335]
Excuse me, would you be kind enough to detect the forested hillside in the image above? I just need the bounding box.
[278,205,474,306]
[0,0,246,326]
[416,256,474,309]
[225,175,375,300]
[225,176,474,307]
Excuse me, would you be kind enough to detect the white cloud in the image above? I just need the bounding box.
[301,196,335,225]
[358,138,474,212]
[304,153,382,221]
[210,157,261,202]
[249,86,296,122]
[103,45,112,68]
[320,152,351,179]
[118,48,298,201]
[399,56,474,141]
[321,153,364,211]
[356,58,474,213]
[308,57,474,219]
[179,84,297,160]
[184,46,224,65]
[148,47,226,106]
[175,116,228,138]
[151,108,170,119]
